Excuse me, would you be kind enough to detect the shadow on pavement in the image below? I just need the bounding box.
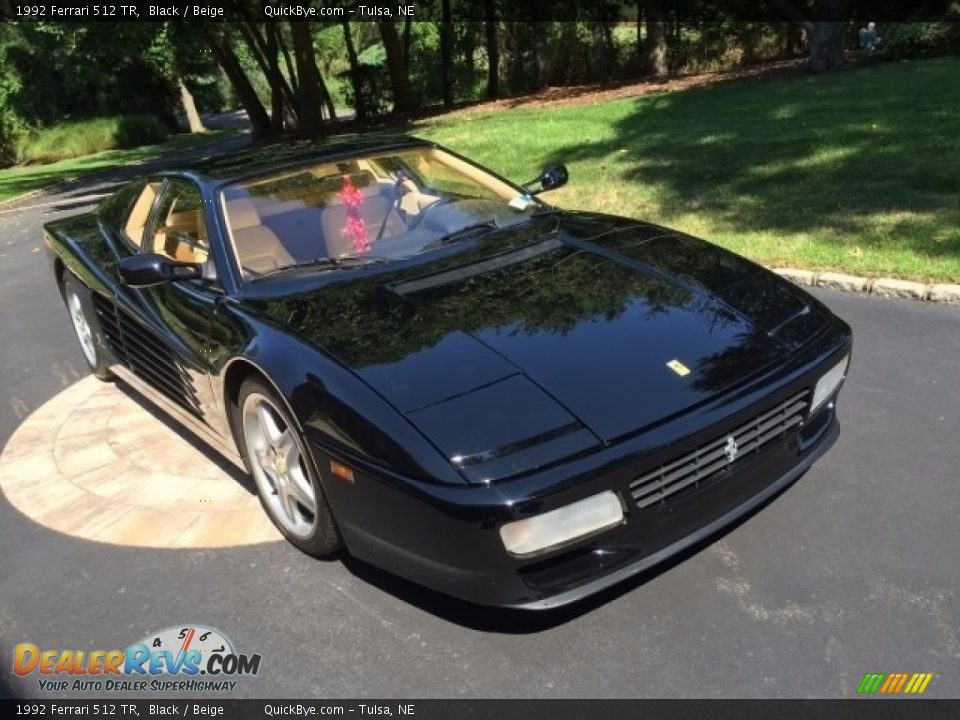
[115,380,256,495]
[0,657,22,699]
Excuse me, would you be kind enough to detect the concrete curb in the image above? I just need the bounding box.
[772,268,960,305]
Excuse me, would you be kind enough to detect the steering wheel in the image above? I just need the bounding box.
[405,196,455,232]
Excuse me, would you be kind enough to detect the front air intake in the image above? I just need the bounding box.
[630,390,810,509]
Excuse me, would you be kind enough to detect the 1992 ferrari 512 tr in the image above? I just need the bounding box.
[45,136,851,609]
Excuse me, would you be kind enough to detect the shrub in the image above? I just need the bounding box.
[17,115,168,164]
[883,22,960,60]
[0,43,31,167]
[338,64,392,119]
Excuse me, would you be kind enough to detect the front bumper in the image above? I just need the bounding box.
[315,327,851,609]
[511,413,838,609]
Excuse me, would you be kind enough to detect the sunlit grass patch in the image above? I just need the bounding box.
[418,57,960,282]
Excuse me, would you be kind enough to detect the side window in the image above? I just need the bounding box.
[123,181,163,249]
[146,181,211,266]
[98,180,144,231]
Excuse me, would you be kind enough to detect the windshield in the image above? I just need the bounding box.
[220,146,543,279]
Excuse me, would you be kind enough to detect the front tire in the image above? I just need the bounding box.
[62,275,113,381]
[235,378,341,557]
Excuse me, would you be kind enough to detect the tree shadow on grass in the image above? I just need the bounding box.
[547,59,960,265]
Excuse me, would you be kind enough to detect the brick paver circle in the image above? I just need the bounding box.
[0,376,281,548]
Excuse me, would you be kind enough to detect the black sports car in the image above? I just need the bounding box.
[45,136,851,609]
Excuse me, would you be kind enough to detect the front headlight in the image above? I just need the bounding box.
[811,354,849,413]
[499,491,624,557]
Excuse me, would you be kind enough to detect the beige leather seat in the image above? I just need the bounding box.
[225,198,295,275]
[124,183,158,247]
[161,207,209,263]
[321,183,406,258]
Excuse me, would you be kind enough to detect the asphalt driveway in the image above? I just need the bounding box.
[0,160,958,699]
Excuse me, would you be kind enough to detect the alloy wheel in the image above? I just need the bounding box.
[241,392,317,539]
[67,289,97,368]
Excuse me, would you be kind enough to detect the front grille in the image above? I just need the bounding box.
[630,390,810,509]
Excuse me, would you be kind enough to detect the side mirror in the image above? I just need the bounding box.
[118,253,202,288]
[524,164,569,195]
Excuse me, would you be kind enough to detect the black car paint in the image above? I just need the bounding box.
[43,136,852,608]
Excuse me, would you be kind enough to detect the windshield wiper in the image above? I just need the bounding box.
[251,254,395,281]
[418,220,500,253]
[334,254,398,264]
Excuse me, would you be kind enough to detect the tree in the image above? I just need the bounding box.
[769,0,849,72]
[203,25,271,139]
[289,21,326,134]
[440,0,454,107]
[808,20,847,71]
[234,19,295,132]
[378,20,418,112]
[484,0,500,99]
[177,79,206,133]
[645,0,668,76]
[341,21,367,121]
[144,24,215,134]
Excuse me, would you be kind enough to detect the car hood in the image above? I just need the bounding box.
[244,214,832,482]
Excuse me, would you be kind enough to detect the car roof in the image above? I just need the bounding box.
[176,133,434,186]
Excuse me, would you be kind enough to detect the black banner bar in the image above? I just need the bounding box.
[1,700,959,719]
[0,0,957,23]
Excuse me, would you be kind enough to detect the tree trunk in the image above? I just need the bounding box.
[440,0,454,107]
[273,26,299,128]
[533,21,549,90]
[204,28,271,139]
[318,72,337,121]
[238,21,290,132]
[276,26,299,96]
[234,12,296,128]
[738,23,760,65]
[484,0,499,99]
[177,78,206,133]
[591,23,608,83]
[805,0,848,72]
[460,25,476,91]
[341,21,366,121]
[644,0,667,77]
[782,22,804,56]
[402,17,412,69]
[264,24,286,132]
[289,21,325,134]
[379,21,417,113]
[637,3,643,63]
[808,22,848,72]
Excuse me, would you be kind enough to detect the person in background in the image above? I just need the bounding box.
[859,22,881,54]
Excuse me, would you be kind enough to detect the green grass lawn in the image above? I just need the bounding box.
[417,57,960,283]
[0,129,242,205]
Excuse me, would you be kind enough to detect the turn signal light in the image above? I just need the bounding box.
[330,460,355,483]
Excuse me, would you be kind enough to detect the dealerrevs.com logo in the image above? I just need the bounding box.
[13,625,261,693]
